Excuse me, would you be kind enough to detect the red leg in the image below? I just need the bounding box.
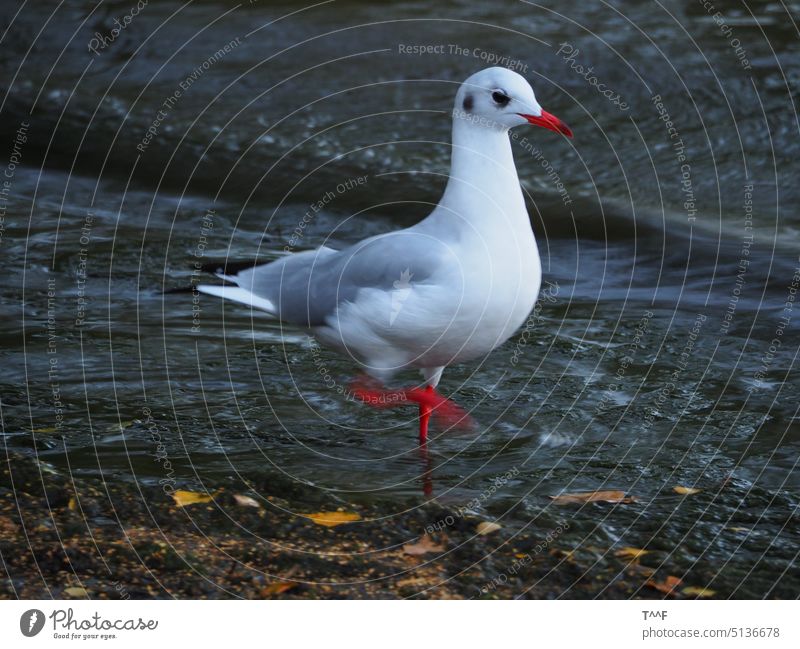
[419,438,433,497]
[351,377,474,434]
[418,385,434,444]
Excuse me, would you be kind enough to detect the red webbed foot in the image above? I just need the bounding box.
[351,377,474,441]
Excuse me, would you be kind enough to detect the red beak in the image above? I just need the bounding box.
[517,110,573,138]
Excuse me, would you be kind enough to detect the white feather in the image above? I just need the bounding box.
[195,284,276,314]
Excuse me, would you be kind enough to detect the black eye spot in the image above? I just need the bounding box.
[492,90,511,106]
[462,93,474,112]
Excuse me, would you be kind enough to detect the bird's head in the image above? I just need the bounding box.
[454,66,572,138]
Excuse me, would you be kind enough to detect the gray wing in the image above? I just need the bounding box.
[235,230,445,327]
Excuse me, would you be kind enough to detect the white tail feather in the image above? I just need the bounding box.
[196,284,276,314]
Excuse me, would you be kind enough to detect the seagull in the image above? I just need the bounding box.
[195,67,572,443]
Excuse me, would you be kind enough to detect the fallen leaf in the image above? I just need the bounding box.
[0,515,19,541]
[674,486,701,495]
[31,426,60,434]
[396,576,434,589]
[682,586,716,598]
[171,490,214,507]
[63,586,88,598]
[550,490,635,505]
[233,494,261,508]
[67,497,77,511]
[727,526,751,533]
[262,581,296,596]
[476,521,501,536]
[403,534,445,556]
[307,511,361,527]
[646,575,682,595]
[615,546,650,560]
[263,564,300,591]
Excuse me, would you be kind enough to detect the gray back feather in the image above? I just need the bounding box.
[236,231,445,327]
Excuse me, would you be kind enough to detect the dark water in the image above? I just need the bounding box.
[1,0,798,597]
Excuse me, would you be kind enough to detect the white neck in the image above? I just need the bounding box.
[427,115,528,234]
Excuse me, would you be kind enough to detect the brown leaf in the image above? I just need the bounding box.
[307,511,361,527]
[233,494,261,508]
[396,576,435,589]
[674,486,701,495]
[63,586,88,598]
[646,575,682,595]
[0,515,19,541]
[615,546,650,560]
[550,490,635,505]
[476,521,501,536]
[171,490,214,507]
[403,534,445,556]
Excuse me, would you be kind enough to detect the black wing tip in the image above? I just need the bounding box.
[161,259,266,295]
[162,285,196,295]
[199,259,266,276]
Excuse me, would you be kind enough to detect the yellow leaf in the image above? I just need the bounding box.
[67,497,77,511]
[674,486,701,495]
[615,546,650,560]
[171,490,214,507]
[64,586,88,598]
[403,534,445,556]
[476,521,501,536]
[307,511,361,527]
[31,426,59,434]
[550,490,635,505]
[682,586,716,598]
[233,494,261,508]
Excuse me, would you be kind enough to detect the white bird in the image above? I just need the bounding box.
[196,67,572,442]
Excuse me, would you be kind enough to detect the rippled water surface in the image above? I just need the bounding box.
[1,0,798,597]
